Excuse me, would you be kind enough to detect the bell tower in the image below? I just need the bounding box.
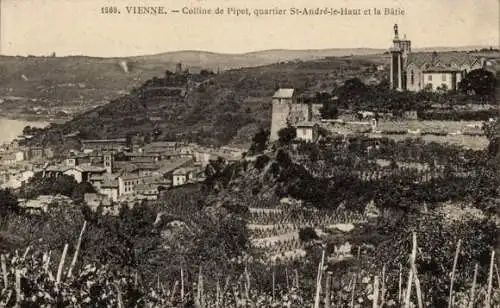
[389,24,411,91]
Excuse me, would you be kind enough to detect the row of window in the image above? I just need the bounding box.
[409,71,452,85]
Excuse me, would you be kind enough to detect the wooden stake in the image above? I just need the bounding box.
[404,233,416,308]
[411,233,423,308]
[351,274,357,308]
[372,275,379,308]
[285,267,290,290]
[380,264,387,307]
[486,250,495,308]
[1,254,8,290]
[180,267,185,301]
[324,272,332,308]
[216,278,221,308]
[272,268,275,303]
[295,269,299,289]
[398,263,402,303]
[468,263,478,308]
[448,239,462,308]
[67,221,87,278]
[56,244,69,284]
[15,270,21,308]
[314,249,326,308]
[170,280,179,303]
[495,264,500,288]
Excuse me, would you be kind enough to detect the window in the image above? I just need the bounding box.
[441,74,446,81]
[410,71,414,85]
[428,75,432,81]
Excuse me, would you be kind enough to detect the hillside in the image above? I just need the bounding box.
[1,46,495,120]
[24,56,386,149]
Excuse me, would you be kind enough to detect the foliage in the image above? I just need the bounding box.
[298,227,319,242]
[319,102,339,119]
[19,173,78,200]
[254,154,271,171]
[248,128,269,155]
[277,127,297,145]
[458,68,497,97]
[0,189,20,217]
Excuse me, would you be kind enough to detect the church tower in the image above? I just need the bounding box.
[389,24,411,91]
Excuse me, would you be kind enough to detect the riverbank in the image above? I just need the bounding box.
[0,117,50,144]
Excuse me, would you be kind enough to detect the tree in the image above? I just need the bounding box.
[319,103,338,119]
[0,189,20,217]
[459,69,496,96]
[248,128,269,154]
[277,127,297,145]
[71,182,97,204]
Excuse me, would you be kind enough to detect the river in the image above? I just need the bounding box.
[0,117,49,144]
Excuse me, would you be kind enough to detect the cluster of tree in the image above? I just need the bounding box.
[18,173,95,202]
[316,69,496,117]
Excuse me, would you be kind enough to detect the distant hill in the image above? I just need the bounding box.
[0,45,496,126]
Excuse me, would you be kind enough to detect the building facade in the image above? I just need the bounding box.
[389,24,486,92]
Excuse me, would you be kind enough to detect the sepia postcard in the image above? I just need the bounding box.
[0,0,498,307]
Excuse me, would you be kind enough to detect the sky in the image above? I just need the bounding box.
[1,0,498,57]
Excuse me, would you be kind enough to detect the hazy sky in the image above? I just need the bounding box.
[1,0,498,57]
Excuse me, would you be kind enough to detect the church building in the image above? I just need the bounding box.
[389,24,486,92]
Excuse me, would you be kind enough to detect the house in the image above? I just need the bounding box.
[0,170,34,189]
[118,173,146,197]
[135,183,159,201]
[295,121,319,142]
[96,174,121,202]
[81,138,127,152]
[83,193,112,211]
[389,24,486,92]
[172,168,196,187]
[63,165,107,183]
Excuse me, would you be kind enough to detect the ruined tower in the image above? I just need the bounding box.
[269,88,310,142]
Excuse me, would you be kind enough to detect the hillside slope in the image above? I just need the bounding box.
[25,56,385,149]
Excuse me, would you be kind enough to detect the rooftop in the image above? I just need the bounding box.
[273,88,295,99]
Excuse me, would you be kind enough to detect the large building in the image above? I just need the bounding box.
[389,24,486,92]
[269,88,311,141]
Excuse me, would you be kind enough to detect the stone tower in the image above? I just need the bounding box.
[103,153,113,174]
[270,88,310,141]
[389,24,411,91]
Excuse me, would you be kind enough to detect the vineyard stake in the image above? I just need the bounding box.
[486,250,495,308]
[468,263,478,308]
[272,267,275,303]
[56,243,69,284]
[1,254,7,290]
[324,271,332,308]
[448,239,462,308]
[15,269,21,308]
[372,275,379,308]
[314,249,325,308]
[67,220,87,279]
[398,263,402,304]
[181,267,185,301]
[404,232,415,308]
[351,273,357,308]
[495,264,500,288]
